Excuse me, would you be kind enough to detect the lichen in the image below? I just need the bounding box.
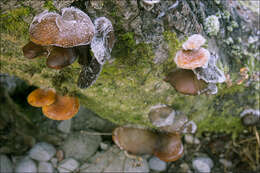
[204,15,220,36]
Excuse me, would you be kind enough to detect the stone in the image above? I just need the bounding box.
[100,142,109,151]
[61,131,101,160]
[15,157,37,173]
[38,162,54,173]
[124,157,149,172]
[219,159,232,168]
[184,134,200,145]
[29,142,56,161]
[148,156,167,172]
[50,158,58,168]
[57,158,79,173]
[0,155,13,173]
[192,156,214,173]
[57,119,71,133]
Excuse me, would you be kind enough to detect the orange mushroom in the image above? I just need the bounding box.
[164,69,207,95]
[182,34,206,50]
[27,88,56,107]
[22,41,47,59]
[42,95,79,120]
[29,7,94,48]
[154,133,184,162]
[46,47,77,69]
[174,48,210,69]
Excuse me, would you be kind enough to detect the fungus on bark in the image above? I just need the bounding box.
[27,88,56,107]
[182,34,206,50]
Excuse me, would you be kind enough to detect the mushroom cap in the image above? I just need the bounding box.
[174,48,210,69]
[22,41,47,59]
[29,7,94,48]
[164,69,207,95]
[154,133,184,162]
[161,112,188,134]
[149,104,175,127]
[46,47,77,69]
[27,88,56,107]
[182,34,206,50]
[112,127,158,155]
[42,95,79,120]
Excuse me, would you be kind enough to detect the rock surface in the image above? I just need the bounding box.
[58,158,79,173]
[192,156,214,173]
[0,155,13,173]
[29,142,56,161]
[15,157,37,173]
[38,161,54,173]
[57,119,72,133]
[148,156,167,172]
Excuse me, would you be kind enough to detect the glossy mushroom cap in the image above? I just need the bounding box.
[42,95,79,120]
[164,69,207,95]
[182,34,206,50]
[27,88,56,107]
[22,41,47,59]
[29,7,94,47]
[154,133,184,162]
[174,48,210,69]
[149,104,175,127]
[112,127,158,155]
[47,47,77,69]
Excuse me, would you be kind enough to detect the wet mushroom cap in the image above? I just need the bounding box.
[42,95,79,120]
[149,105,175,127]
[174,48,210,69]
[154,133,184,162]
[164,69,207,95]
[29,7,95,47]
[46,47,77,69]
[112,127,158,155]
[22,41,47,59]
[27,88,56,107]
[182,34,206,50]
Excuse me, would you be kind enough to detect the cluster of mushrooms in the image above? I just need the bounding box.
[27,88,79,120]
[164,34,226,95]
[112,104,196,162]
[23,7,115,88]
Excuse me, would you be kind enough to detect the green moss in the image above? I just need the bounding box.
[43,0,57,12]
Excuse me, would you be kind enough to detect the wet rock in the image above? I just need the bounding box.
[57,119,71,133]
[192,156,214,173]
[61,131,101,160]
[148,156,167,172]
[72,107,116,132]
[57,158,79,173]
[0,155,13,173]
[184,134,200,145]
[15,157,37,173]
[38,162,54,173]
[29,142,56,161]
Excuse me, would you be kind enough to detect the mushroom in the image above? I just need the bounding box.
[112,127,157,155]
[42,95,79,120]
[27,88,56,107]
[29,7,95,48]
[140,0,160,11]
[154,133,184,162]
[148,104,175,127]
[112,127,184,162]
[22,41,47,59]
[182,34,206,50]
[164,69,207,95]
[174,48,210,69]
[46,47,77,69]
[240,109,260,126]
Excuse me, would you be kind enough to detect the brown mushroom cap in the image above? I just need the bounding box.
[174,48,210,69]
[29,7,94,47]
[149,104,175,127]
[27,88,56,107]
[112,127,158,155]
[154,133,184,162]
[42,95,79,120]
[182,34,206,50]
[46,47,77,69]
[164,69,207,95]
[22,41,47,59]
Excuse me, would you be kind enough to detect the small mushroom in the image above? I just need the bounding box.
[164,69,207,95]
[112,127,157,155]
[240,109,260,126]
[46,47,77,69]
[149,104,175,127]
[182,34,206,50]
[42,95,79,120]
[27,88,56,107]
[161,112,189,134]
[22,41,47,59]
[154,133,184,162]
[174,48,210,69]
[29,7,94,47]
